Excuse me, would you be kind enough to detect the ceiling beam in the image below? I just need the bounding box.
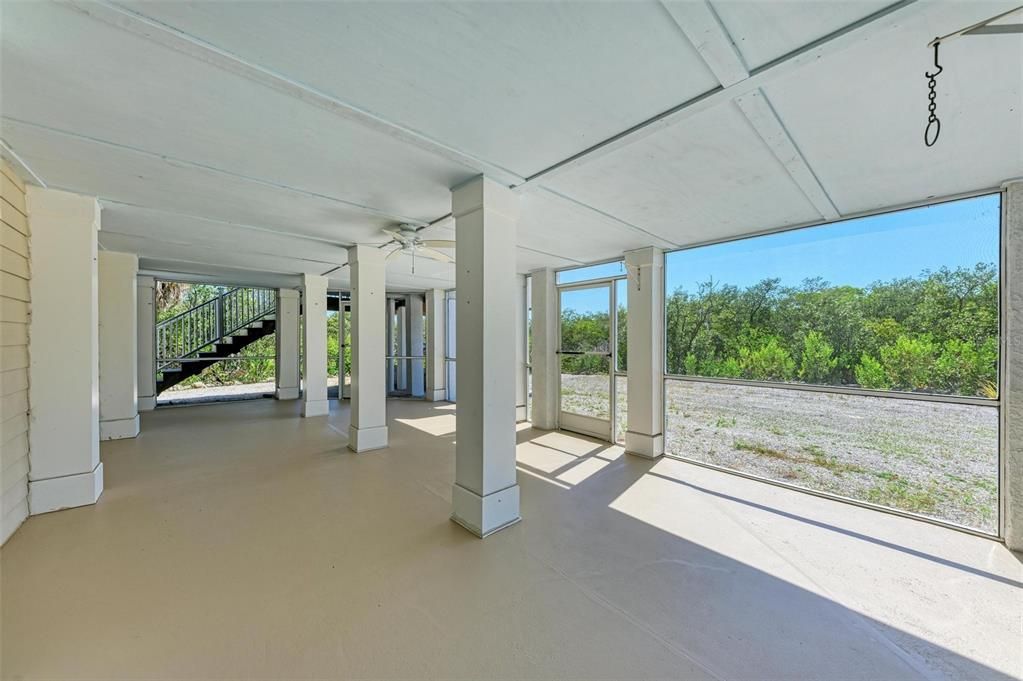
[4,117,424,226]
[660,0,749,87]
[98,198,358,250]
[66,0,525,187]
[517,0,925,189]
[660,1,839,220]
[733,89,840,220]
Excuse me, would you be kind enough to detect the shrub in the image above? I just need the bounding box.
[933,337,997,396]
[684,353,698,375]
[879,335,936,391]
[855,354,890,389]
[739,336,795,381]
[799,331,838,384]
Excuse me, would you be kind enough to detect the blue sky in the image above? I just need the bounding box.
[664,194,1000,295]
[556,194,1000,316]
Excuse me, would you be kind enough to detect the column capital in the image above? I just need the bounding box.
[624,246,664,269]
[347,243,386,263]
[451,175,518,221]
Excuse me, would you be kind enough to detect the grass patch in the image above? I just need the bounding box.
[733,439,865,475]
[715,416,736,429]
[865,475,939,514]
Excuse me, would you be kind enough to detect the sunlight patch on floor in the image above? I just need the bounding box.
[556,456,610,485]
[528,431,606,457]
[517,445,576,473]
[394,414,456,436]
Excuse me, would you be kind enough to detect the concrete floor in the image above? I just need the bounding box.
[2,399,1020,680]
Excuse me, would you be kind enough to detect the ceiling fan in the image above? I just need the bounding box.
[381,224,456,272]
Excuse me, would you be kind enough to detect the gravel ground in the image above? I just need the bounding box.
[560,374,998,533]
[160,377,342,405]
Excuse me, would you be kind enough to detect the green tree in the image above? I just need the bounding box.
[879,335,936,391]
[855,354,889,389]
[739,336,795,381]
[799,331,838,384]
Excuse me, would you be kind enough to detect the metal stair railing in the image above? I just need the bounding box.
[156,287,276,372]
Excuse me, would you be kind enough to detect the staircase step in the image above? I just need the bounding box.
[232,329,249,337]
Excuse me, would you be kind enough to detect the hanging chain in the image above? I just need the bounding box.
[924,39,943,147]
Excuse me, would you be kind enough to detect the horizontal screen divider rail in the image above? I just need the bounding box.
[663,373,999,408]
[659,444,999,539]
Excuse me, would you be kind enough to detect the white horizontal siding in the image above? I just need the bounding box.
[1,159,29,544]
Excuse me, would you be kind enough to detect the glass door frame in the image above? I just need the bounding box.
[339,300,351,399]
[556,279,624,442]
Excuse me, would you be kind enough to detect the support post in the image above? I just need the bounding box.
[529,268,558,430]
[386,297,396,394]
[26,187,103,514]
[406,294,425,397]
[1004,180,1023,551]
[515,274,528,422]
[450,176,520,537]
[425,289,447,401]
[136,275,156,412]
[275,288,300,400]
[624,247,664,459]
[98,251,139,440]
[396,303,408,391]
[348,245,389,452]
[301,275,329,417]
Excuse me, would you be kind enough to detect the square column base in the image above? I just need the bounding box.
[302,399,329,417]
[451,483,521,538]
[100,415,140,440]
[139,396,156,412]
[29,462,104,515]
[276,387,300,400]
[348,425,388,452]
[515,405,527,422]
[426,389,447,402]
[625,431,664,459]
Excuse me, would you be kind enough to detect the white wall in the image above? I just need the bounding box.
[26,186,102,515]
[98,251,139,440]
[1,160,31,543]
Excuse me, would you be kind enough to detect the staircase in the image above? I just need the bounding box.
[156,287,276,394]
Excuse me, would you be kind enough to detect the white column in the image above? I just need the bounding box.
[406,294,425,397]
[515,274,528,421]
[275,288,300,400]
[136,275,156,412]
[386,297,396,393]
[26,187,102,514]
[451,176,520,537]
[348,245,389,451]
[624,247,664,459]
[1004,180,1023,551]
[425,289,447,401]
[396,304,408,391]
[98,251,139,440]
[529,268,558,430]
[301,274,329,417]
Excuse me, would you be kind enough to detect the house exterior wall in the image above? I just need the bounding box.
[0,160,31,544]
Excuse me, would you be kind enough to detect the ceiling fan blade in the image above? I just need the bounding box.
[420,240,456,249]
[417,247,455,264]
[386,246,406,260]
[382,228,407,241]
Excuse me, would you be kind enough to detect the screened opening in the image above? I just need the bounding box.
[663,194,1001,534]
[155,282,277,405]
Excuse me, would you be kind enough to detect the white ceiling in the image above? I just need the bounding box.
[1,0,1020,291]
